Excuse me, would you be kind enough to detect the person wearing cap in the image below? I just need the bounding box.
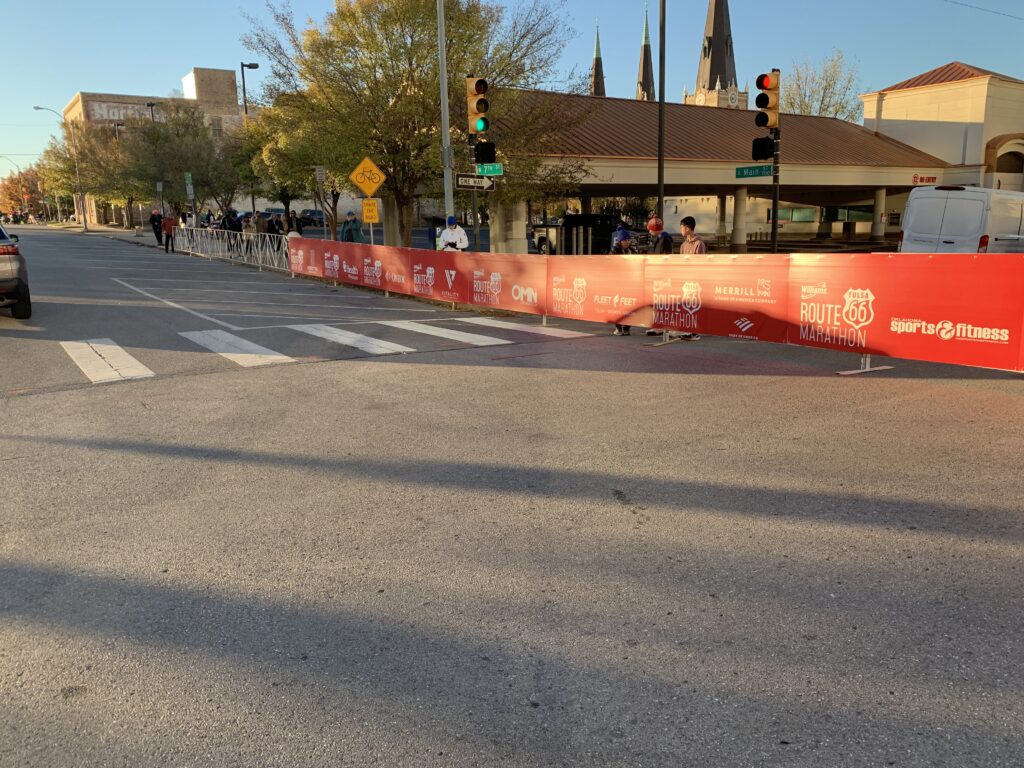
[644,215,676,336]
[340,210,364,243]
[610,226,634,335]
[439,215,469,251]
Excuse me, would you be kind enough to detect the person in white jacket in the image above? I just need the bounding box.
[439,215,469,251]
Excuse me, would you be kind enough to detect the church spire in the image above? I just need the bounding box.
[694,0,738,92]
[590,23,606,97]
[636,5,655,100]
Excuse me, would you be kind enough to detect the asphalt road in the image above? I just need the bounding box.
[2,226,1022,767]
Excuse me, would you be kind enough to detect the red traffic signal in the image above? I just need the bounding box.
[754,69,780,130]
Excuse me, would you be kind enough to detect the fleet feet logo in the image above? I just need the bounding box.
[842,288,875,330]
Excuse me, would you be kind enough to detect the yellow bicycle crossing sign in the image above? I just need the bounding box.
[349,156,386,198]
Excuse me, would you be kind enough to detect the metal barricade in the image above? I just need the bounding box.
[176,227,290,272]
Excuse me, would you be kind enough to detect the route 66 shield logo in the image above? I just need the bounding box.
[425,266,435,288]
[572,277,587,305]
[489,271,502,297]
[681,281,702,315]
[842,288,875,330]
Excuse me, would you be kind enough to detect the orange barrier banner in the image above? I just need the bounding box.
[546,256,647,326]
[287,238,324,278]
[788,253,1024,372]
[460,253,548,315]
[643,255,790,342]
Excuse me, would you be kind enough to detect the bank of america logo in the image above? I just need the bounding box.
[735,317,755,332]
[444,269,457,288]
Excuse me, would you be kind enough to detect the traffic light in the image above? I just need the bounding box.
[755,69,780,129]
[466,76,489,134]
[752,136,774,162]
[474,141,496,164]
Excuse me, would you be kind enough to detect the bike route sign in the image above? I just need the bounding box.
[349,157,386,197]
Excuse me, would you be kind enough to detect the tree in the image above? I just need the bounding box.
[781,50,863,123]
[244,0,583,246]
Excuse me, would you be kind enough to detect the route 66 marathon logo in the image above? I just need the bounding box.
[841,288,875,330]
[681,281,702,315]
[571,277,587,305]
[425,266,435,289]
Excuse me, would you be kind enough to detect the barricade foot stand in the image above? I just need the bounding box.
[644,329,682,348]
[542,314,548,327]
[837,353,895,376]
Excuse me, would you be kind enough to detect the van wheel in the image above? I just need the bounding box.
[11,288,31,319]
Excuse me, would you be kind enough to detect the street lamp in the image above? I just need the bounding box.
[145,102,158,123]
[240,62,259,115]
[33,105,88,232]
[240,62,260,215]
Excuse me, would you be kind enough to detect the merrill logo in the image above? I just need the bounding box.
[757,279,772,298]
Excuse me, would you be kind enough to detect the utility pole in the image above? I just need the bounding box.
[656,0,666,219]
[240,62,260,216]
[436,0,454,218]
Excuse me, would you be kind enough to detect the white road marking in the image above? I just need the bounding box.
[377,320,512,346]
[112,278,242,330]
[60,339,155,384]
[179,330,295,367]
[458,317,591,338]
[147,288,376,298]
[289,324,416,355]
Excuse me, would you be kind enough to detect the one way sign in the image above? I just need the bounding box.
[455,173,496,192]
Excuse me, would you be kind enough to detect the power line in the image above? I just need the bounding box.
[941,0,1024,21]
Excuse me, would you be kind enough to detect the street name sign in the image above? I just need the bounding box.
[314,165,326,185]
[736,165,772,179]
[349,157,386,197]
[455,174,496,192]
[475,163,504,176]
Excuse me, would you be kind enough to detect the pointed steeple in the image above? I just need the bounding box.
[695,0,738,93]
[590,23,606,97]
[636,5,655,101]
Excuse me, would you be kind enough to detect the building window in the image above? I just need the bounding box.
[210,116,223,138]
[996,152,1024,173]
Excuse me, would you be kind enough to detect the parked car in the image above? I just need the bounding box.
[899,185,1024,253]
[0,224,30,319]
[299,209,325,227]
[533,214,645,254]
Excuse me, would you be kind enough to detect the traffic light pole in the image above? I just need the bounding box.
[436,0,454,218]
[467,137,481,252]
[771,126,780,253]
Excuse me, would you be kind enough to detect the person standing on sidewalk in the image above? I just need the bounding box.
[161,213,176,253]
[439,215,469,251]
[340,211,364,243]
[149,209,163,246]
[680,216,706,255]
[610,227,634,336]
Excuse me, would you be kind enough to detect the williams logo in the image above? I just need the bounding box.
[842,288,875,330]
[801,282,827,300]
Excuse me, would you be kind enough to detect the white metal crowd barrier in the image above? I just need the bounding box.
[176,226,290,272]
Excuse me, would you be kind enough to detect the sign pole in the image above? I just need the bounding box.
[771,127,780,253]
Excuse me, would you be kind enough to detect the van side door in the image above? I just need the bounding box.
[990,197,1024,253]
[936,194,985,253]
[901,193,946,252]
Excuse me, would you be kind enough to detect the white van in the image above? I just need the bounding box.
[899,185,1024,253]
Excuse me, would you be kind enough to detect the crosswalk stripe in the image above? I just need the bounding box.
[376,320,512,347]
[457,317,591,338]
[180,330,295,367]
[60,339,155,384]
[288,324,416,355]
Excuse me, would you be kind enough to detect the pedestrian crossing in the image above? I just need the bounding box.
[58,319,592,384]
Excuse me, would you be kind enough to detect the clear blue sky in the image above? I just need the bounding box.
[3,0,1024,181]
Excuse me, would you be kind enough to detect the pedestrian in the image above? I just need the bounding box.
[149,209,163,246]
[161,213,176,253]
[675,215,705,340]
[204,209,214,226]
[680,216,707,255]
[439,215,468,251]
[242,215,255,254]
[645,216,676,336]
[339,211,363,243]
[288,211,303,236]
[610,227,633,336]
[271,213,285,236]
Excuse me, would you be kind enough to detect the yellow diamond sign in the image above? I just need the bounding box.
[349,156,386,198]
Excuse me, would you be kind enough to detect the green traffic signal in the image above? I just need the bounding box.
[474,116,489,132]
